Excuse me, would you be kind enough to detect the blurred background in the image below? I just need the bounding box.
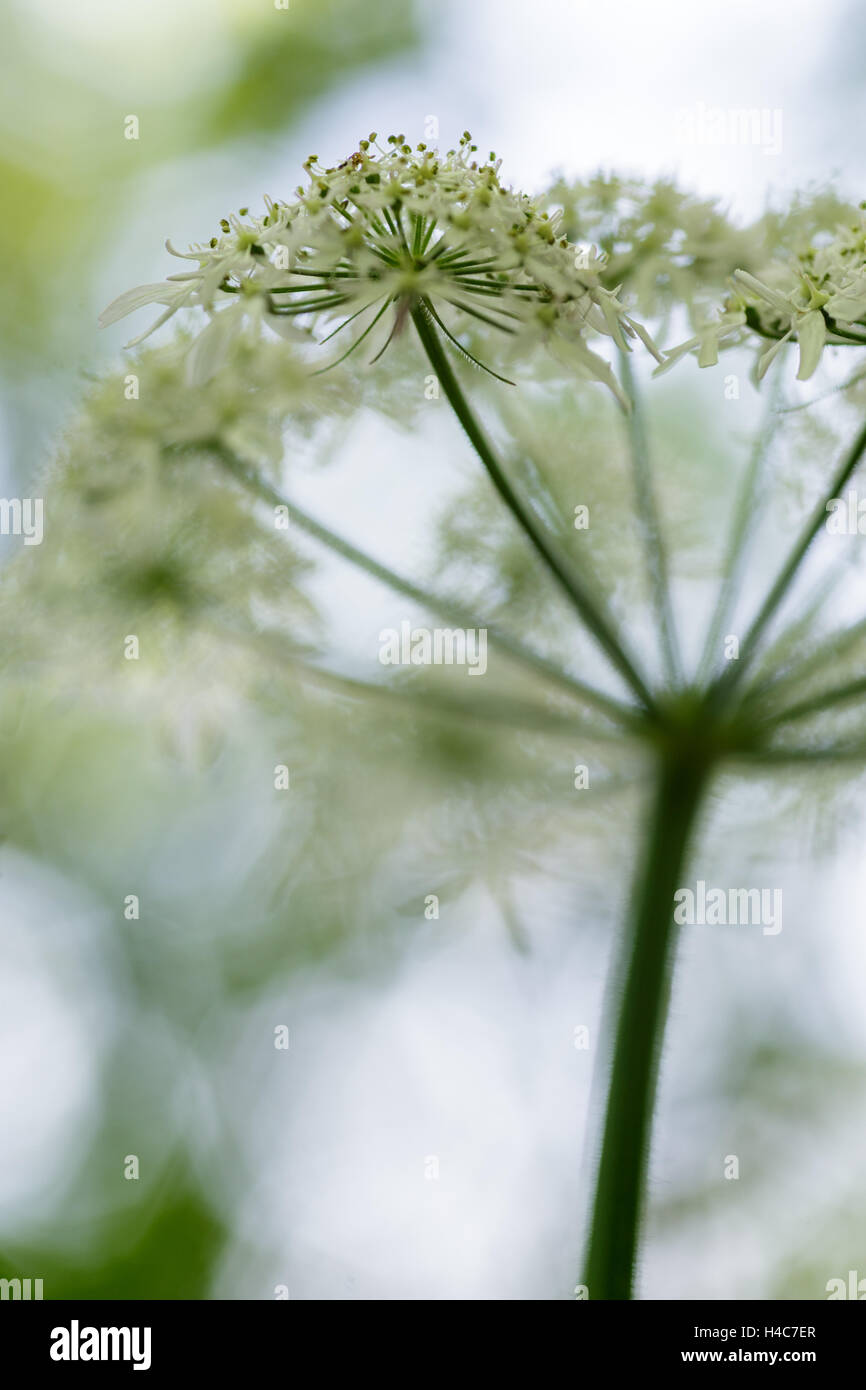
[2,0,866,1299]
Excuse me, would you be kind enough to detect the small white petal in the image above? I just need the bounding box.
[697,335,720,368]
[733,269,794,316]
[756,329,792,380]
[625,315,664,363]
[185,307,240,386]
[824,292,866,324]
[98,282,179,328]
[796,310,826,380]
[652,338,701,377]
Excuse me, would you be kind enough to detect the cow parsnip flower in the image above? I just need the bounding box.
[78,330,358,471]
[656,205,866,383]
[0,335,332,760]
[100,132,660,404]
[542,174,762,326]
[544,178,859,325]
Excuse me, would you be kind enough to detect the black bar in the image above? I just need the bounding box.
[1,1298,862,1373]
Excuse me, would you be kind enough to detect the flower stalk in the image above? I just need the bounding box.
[89,135,866,1303]
[206,439,636,726]
[410,298,657,712]
[617,347,682,688]
[714,414,866,700]
[582,746,710,1299]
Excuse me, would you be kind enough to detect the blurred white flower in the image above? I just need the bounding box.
[657,206,866,382]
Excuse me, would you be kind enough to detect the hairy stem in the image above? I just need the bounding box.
[582,751,708,1299]
[410,300,657,713]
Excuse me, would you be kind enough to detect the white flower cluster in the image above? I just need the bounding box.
[658,205,866,382]
[101,133,660,404]
[543,174,760,323]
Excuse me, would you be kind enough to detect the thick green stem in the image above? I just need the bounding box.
[582,751,708,1299]
[410,300,657,714]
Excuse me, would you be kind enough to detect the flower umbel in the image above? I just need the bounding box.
[100,132,660,403]
[656,204,866,383]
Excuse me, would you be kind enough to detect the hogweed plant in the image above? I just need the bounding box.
[91,133,866,1298]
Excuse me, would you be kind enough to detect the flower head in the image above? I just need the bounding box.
[655,203,866,383]
[101,132,660,403]
[543,174,761,324]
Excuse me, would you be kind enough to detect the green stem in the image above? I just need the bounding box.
[410,300,657,714]
[763,674,866,729]
[582,750,709,1300]
[697,365,782,685]
[618,348,682,688]
[208,612,628,742]
[713,415,866,700]
[736,741,866,766]
[738,556,856,710]
[204,441,635,728]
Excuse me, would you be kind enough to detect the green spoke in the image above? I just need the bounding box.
[384,204,412,259]
[442,281,515,298]
[428,240,471,264]
[221,627,625,744]
[739,554,861,709]
[697,364,782,685]
[204,442,638,726]
[318,296,383,345]
[269,285,353,294]
[367,305,402,364]
[422,298,516,384]
[618,348,683,688]
[712,414,866,700]
[411,212,426,257]
[345,197,391,242]
[288,264,358,278]
[735,741,866,767]
[442,297,518,333]
[270,295,350,315]
[762,675,866,729]
[410,300,657,712]
[311,297,392,372]
[419,217,438,254]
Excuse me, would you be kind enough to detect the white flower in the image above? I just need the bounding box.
[98,280,196,346]
[652,306,747,376]
[656,207,866,383]
[101,133,661,403]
